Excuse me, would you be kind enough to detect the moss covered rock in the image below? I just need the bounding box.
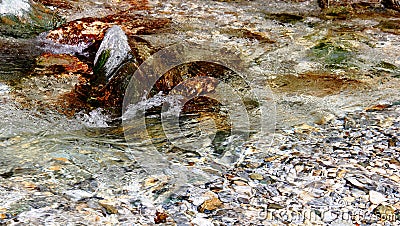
[0,0,64,38]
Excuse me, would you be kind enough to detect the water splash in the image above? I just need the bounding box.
[76,108,111,128]
[0,0,31,17]
[0,83,9,95]
[122,92,185,120]
[36,33,90,56]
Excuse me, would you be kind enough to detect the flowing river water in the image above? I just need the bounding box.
[0,0,400,225]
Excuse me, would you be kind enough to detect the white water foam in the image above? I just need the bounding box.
[36,33,91,56]
[122,92,185,120]
[76,108,111,128]
[0,0,31,17]
[0,83,10,95]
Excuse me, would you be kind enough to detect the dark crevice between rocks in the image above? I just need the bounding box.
[265,13,305,24]
[0,171,14,179]
[317,0,400,19]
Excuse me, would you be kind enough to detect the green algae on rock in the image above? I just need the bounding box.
[0,0,64,38]
[265,13,305,24]
[309,40,355,70]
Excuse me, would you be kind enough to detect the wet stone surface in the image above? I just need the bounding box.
[0,0,400,225]
[0,0,64,38]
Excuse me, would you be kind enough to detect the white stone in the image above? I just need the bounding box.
[188,196,207,207]
[233,185,252,196]
[64,189,93,201]
[191,217,213,226]
[0,83,10,95]
[322,211,337,222]
[369,190,387,205]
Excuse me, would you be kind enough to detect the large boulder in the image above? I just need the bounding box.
[75,25,150,115]
[75,26,223,118]
[92,26,133,86]
[46,14,170,46]
[0,0,64,38]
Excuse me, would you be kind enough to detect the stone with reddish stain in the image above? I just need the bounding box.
[9,52,90,116]
[153,62,227,95]
[37,0,149,11]
[35,53,89,75]
[154,211,168,224]
[170,76,219,99]
[36,0,73,9]
[46,14,170,46]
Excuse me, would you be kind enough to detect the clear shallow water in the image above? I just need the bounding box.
[0,0,399,222]
[0,83,261,204]
[0,37,41,81]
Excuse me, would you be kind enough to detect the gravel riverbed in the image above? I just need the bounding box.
[1,0,400,225]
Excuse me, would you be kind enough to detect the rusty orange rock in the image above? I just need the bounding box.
[35,53,89,74]
[47,14,170,46]
[198,197,223,213]
[37,0,73,9]
[365,104,392,111]
[154,211,168,224]
[37,0,149,11]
